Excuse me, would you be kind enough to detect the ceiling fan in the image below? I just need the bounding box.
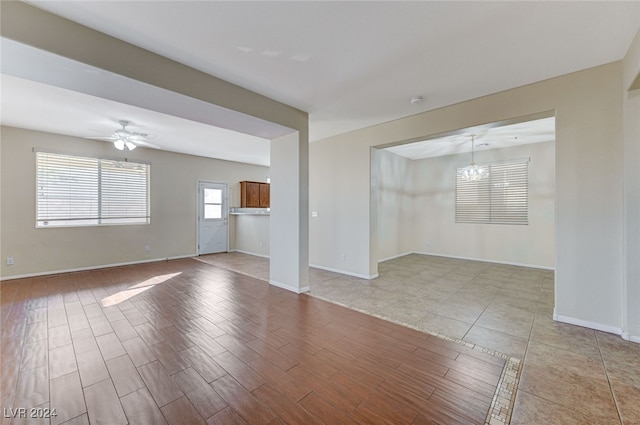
[89,120,154,151]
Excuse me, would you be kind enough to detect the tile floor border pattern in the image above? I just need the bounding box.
[195,255,523,425]
[309,293,522,425]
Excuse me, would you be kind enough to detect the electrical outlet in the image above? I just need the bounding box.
[6,257,14,265]
[342,253,347,261]
[145,245,150,252]
[258,241,263,248]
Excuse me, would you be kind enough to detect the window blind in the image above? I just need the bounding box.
[36,152,150,227]
[455,159,528,225]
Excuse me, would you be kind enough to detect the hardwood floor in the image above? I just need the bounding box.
[1,258,504,425]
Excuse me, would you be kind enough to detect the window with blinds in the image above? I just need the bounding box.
[36,152,150,227]
[455,159,529,225]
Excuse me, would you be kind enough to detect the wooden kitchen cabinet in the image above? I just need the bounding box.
[258,183,270,207]
[240,181,270,208]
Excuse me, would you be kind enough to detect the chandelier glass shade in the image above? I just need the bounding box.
[459,134,487,181]
[459,163,487,181]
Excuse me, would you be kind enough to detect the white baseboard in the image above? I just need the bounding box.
[230,249,270,259]
[309,263,378,280]
[411,251,555,271]
[377,252,414,263]
[622,325,640,344]
[553,310,623,336]
[0,255,195,282]
[268,279,310,294]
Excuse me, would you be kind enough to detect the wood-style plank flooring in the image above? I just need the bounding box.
[1,258,505,425]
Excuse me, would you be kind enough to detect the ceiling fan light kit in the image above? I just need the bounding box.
[114,139,137,151]
[114,139,125,150]
[110,120,146,151]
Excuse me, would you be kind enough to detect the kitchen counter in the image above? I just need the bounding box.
[229,207,270,215]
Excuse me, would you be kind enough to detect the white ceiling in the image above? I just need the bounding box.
[2,1,639,165]
[385,116,556,160]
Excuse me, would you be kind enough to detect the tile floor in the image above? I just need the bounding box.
[199,252,640,425]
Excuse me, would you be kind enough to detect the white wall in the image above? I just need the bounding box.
[0,126,270,278]
[310,62,625,333]
[371,140,555,269]
[232,215,270,257]
[623,29,640,341]
[269,132,309,293]
[373,148,414,261]
[309,135,375,278]
[410,141,555,268]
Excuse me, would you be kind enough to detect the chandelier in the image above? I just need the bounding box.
[459,134,488,181]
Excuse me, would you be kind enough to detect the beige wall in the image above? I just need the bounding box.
[624,29,640,341]
[410,141,555,268]
[310,61,625,332]
[371,140,555,269]
[373,148,414,261]
[232,215,270,257]
[309,132,374,278]
[0,126,270,278]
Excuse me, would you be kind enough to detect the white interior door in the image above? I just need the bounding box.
[198,181,228,255]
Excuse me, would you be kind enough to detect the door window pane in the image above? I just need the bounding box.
[204,188,222,204]
[204,204,222,219]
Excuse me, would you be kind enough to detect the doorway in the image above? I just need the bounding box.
[197,181,228,255]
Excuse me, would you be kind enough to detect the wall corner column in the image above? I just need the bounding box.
[269,131,309,293]
[623,28,640,342]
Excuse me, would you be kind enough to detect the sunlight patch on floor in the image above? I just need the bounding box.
[101,272,181,307]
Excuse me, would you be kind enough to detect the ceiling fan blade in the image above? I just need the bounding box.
[85,135,118,141]
[133,139,161,149]
[128,134,149,141]
[84,121,155,147]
